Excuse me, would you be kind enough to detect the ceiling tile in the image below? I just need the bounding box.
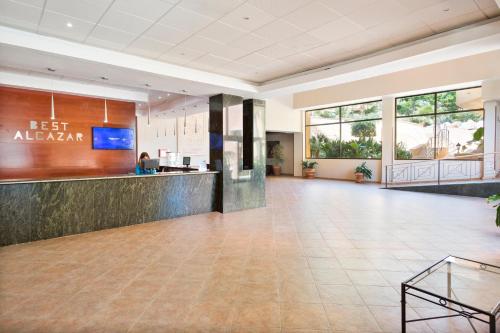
[143,23,191,44]
[235,52,274,67]
[9,0,44,7]
[247,0,312,17]
[198,21,246,44]
[39,10,95,42]
[45,0,112,23]
[125,36,174,59]
[257,43,297,59]
[219,3,276,32]
[347,0,411,29]
[397,0,448,11]
[309,18,364,42]
[100,8,154,35]
[368,15,432,45]
[159,46,206,64]
[178,0,244,19]
[253,19,304,42]
[209,46,250,61]
[86,36,125,50]
[87,25,137,49]
[412,0,480,28]
[159,6,212,34]
[189,54,231,67]
[110,0,173,21]
[229,33,274,52]
[283,1,340,31]
[0,0,42,31]
[177,35,225,53]
[319,0,377,15]
[279,33,324,53]
[304,42,342,61]
[428,10,486,32]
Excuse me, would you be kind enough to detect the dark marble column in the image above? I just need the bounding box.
[209,94,266,213]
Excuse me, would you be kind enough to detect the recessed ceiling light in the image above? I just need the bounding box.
[66,22,73,28]
[167,93,170,96]
[243,17,250,20]
[443,8,450,12]
[158,96,162,99]
[181,89,187,93]
[47,67,56,72]
[145,83,151,87]
[100,76,109,81]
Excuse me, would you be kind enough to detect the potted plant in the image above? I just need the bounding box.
[487,194,500,227]
[302,160,318,179]
[354,162,372,183]
[271,143,284,176]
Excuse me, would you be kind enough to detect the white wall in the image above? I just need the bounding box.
[267,132,294,175]
[137,111,209,167]
[309,159,382,182]
[266,95,301,132]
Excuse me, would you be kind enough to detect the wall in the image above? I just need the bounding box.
[310,159,382,182]
[267,132,294,175]
[0,86,136,179]
[294,50,500,109]
[137,111,209,167]
[266,95,301,132]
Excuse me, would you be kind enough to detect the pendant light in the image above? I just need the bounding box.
[173,112,176,136]
[147,103,151,127]
[103,99,108,123]
[183,95,187,135]
[50,92,56,120]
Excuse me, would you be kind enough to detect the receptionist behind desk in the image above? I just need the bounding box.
[136,152,154,175]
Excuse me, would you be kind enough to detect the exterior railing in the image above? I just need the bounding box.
[384,152,498,188]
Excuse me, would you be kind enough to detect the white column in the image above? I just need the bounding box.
[381,96,395,183]
[482,101,498,179]
[293,132,303,177]
[482,79,500,179]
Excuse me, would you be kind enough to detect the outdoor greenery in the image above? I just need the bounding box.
[351,121,376,139]
[302,160,318,169]
[355,162,373,179]
[271,144,284,166]
[473,127,484,141]
[395,142,412,159]
[487,194,500,227]
[309,133,382,159]
[396,91,482,124]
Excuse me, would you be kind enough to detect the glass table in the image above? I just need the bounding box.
[401,255,499,333]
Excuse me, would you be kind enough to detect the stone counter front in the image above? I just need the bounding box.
[0,172,218,246]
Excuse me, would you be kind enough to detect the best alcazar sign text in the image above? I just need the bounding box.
[13,120,84,142]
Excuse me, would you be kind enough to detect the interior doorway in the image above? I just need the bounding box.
[266,131,295,176]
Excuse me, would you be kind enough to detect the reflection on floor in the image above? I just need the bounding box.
[0,177,498,332]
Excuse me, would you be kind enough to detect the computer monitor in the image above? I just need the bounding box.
[142,158,159,170]
[183,156,191,167]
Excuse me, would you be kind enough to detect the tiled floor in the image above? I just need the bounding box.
[1,177,499,332]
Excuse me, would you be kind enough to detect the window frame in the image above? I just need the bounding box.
[394,86,484,161]
[305,100,383,160]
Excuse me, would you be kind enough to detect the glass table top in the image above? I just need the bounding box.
[404,256,500,315]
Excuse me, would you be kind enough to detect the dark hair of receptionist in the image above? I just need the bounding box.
[139,152,150,160]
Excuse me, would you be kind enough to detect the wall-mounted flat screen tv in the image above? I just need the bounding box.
[92,127,134,150]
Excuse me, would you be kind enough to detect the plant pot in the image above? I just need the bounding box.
[355,172,365,183]
[304,168,316,179]
[272,165,281,176]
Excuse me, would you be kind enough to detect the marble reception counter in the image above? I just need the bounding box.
[0,172,218,246]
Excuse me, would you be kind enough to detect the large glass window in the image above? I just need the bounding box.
[305,101,382,159]
[395,87,483,160]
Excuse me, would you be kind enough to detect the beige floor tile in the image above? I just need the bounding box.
[324,304,381,332]
[280,281,321,303]
[232,302,281,330]
[281,302,330,330]
[317,284,364,305]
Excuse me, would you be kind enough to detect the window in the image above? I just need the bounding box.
[395,87,484,160]
[305,101,382,159]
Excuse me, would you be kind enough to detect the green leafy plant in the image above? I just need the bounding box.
[395,142,412,160]
[271,144,284,166]
[487,194,500,227]
[302,160,318,169]
[473,127,484,141]
[355,162,372,179]
[351,121,376,139]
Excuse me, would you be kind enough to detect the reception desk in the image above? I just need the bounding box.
[0,171,218,246]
